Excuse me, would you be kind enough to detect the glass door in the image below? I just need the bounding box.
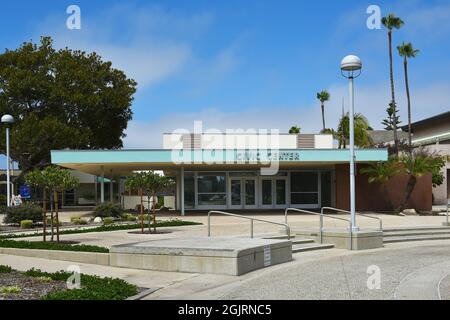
[274,178,287,208]
[229,178,257,209]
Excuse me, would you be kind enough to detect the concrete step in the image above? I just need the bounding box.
[292,238,315,245]
[292,243,334,253]
[383,234,450,243]
[383,229,450,237]
[383,226,450,233]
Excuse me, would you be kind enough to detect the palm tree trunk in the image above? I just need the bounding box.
[152,192,157,233]
[42,189,47,242]
[54,191,60,243]
[321,103,326,131]
[50,193,54,242]
[397,175,417,212]
[404,57,412,155]
[388,30,399,155]
[139,188,144,234]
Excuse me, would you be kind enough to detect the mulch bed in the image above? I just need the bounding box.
[0,271,66,300]
[127,230,173,235]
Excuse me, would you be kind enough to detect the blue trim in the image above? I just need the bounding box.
[51,149,388,165]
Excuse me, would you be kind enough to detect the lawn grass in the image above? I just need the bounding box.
[0,239,109,253]
[0,219,202,240]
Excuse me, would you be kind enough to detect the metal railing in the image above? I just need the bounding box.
[284,208,352,249]
[208,211,291,239]
[321,207,383,231]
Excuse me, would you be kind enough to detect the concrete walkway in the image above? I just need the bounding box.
[0,240,448,300]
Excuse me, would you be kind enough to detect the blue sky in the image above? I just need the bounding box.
[1,0,450,149]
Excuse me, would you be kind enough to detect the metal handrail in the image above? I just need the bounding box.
[208,211,291,239]
[284,208,352,249]
[321,207,383,231]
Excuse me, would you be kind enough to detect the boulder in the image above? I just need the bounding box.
[402,209,417,216]
[93,217,103,223]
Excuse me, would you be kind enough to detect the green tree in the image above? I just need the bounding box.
[382,13,404,155]
[25,169,52,241]
[382,102,402,132]
[316,90,330,131]
[288,126,300,134]
[143,172,175,233]
[125,172,147,233]
[0,36,137,174]
[25,166,79,242]
[397,42,419,154]
[336,113,373,148]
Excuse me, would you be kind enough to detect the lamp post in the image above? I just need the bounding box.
[1,114,14,207]
[340,55,362,232]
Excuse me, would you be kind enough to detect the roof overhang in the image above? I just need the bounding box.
[51,149,389,176]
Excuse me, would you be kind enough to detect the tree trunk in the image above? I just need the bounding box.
[404,58,412,155]
[42,189,47,242]
[139,188,144,234]
[54,191,60,243]
[321,103,326,131]
[50,193,54,242]
[388,30,399,155]
[152,192,157,233]
[397,175,417,212]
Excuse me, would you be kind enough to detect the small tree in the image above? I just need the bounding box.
[124,172,147,233]
[289,126,300,134]
[360,158,402,210]
[25,170,50,241]
[143,172,175,233]
[25,166,79,242]
[337,113,373,148]
[317,90,330,131]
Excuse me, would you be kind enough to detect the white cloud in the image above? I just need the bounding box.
[124,80,450,148]
[33,4,216,88]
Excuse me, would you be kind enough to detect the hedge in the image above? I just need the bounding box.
[0,239,109,253]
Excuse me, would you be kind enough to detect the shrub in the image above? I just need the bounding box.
[46,217,62,226]
[24,269,138,300]
[93,202,123,218]
[20,220,33,229]
[103,217,114,225]
[0,265,12,273]
[0,239,109,253]
[70,217,87,225]
[121,213,137,222]
[3,204,43,224]
[1,286,21,294]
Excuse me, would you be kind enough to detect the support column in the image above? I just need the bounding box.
[181,166,185,216]
[110,170,113,202]
[100,166,105,203]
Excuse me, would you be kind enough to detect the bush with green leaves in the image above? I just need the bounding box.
[0,239,109,253]
[1,286,21,294]
[24,268,138,300]
[3,204,43,224]
[121,213,137,222]
[70,217,88,225]
[20,220,33,229]
[93,202,123,218]
[0,265,12,273]
[103,217,114,225]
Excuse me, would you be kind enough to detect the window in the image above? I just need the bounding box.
[184,173,195,209]
[291,172,319,205]
[197,173,227,206]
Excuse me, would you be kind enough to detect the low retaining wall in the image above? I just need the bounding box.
[0,248,110,266]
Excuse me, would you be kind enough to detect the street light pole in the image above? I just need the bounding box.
[1,114,14,207]
[340,55,362,232]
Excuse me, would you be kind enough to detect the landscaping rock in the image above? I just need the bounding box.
[93,217,103,223]
[402,209,417,216]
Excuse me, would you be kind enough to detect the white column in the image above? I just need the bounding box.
[100,166,105,203]
[349,76,358,231]
[181,166,185,216]
[6,127,10,207]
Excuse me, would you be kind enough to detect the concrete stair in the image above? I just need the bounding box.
[259,234,335,253]
[383,226,450,243]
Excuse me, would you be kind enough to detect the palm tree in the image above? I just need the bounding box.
[337,113,373,148]
[289,126,300,134]
[397,42,419,155]
[360,158,402,210]
[317,90,330,131]
[382,13,404,155]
